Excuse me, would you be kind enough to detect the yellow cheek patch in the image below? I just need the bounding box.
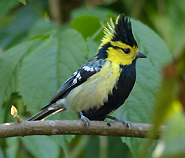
[106,48,134,65]
[106,41,138,65]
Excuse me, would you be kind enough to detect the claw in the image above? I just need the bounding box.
[79,111,90,126]
[117,119,132,129]
[106,115,132,129]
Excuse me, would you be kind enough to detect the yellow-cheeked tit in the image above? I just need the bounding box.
[27,14,147,127]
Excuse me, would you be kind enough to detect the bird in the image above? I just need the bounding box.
[27,14,147,127]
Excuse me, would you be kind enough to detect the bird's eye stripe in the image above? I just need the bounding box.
[112,46,130,54]
[112,46,119,49]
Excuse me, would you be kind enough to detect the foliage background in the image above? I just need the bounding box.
[0,0,185,158]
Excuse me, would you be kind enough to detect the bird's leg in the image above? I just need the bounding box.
[106,115,132,129]
[79,111,90,126]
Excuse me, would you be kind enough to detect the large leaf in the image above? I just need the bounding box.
[21,136,59,158]
[5,137,19,158]
[19,29,88,114]
[0,39,42,108]
[26,19,57,39]
[71,7,117,21]
[113,19,172,157]
[53,134,75,157]
[71,15,101,40]
[86,37,99,58]
[0,0,18,16]
[0,4,40,50]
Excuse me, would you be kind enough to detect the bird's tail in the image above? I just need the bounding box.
[27,104,66,121]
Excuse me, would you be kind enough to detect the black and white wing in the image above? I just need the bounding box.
[47,59,106,106]
[27,59,105,121]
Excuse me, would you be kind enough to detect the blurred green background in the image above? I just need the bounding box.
[0,0,185,158]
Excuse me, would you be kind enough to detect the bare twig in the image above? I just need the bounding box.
[48,0,63,25]
[0,120,164,139]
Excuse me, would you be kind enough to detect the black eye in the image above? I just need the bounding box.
[123,48,130,54]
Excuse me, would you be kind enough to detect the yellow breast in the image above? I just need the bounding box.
[65,61,121,113]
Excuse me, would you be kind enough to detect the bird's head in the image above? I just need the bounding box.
[98,14,147,65]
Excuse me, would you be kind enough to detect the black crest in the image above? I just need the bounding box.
[113,14,137,47]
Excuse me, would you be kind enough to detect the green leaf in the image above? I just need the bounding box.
[0,4,40,50]
[113,19,172,157]
[86,37,99,58]
[19,29,88,114]
[21,136,59,158]
[18,0,26,5]
[5,137,19,158]
[0,0,18,16]
[152,112,185,158]
[71,15,101,40]
[71,7,117,21]
[0,39,41,108]
[53,135,75,157]
[27,19,57,39]
[0,111,4,123]
[107,137,131,158]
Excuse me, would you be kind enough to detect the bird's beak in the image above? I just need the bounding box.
[136,51,147,58]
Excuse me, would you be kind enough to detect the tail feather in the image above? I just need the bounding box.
[27,107,66,121]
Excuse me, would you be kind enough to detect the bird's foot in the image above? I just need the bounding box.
[79,111,90,126]
[106,115,132,129]
[115,118,132,129]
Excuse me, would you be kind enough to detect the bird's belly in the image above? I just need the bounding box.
[64,62,121,113]
[82,63,136,120]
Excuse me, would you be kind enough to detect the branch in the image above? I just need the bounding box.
[0,120,164,139]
